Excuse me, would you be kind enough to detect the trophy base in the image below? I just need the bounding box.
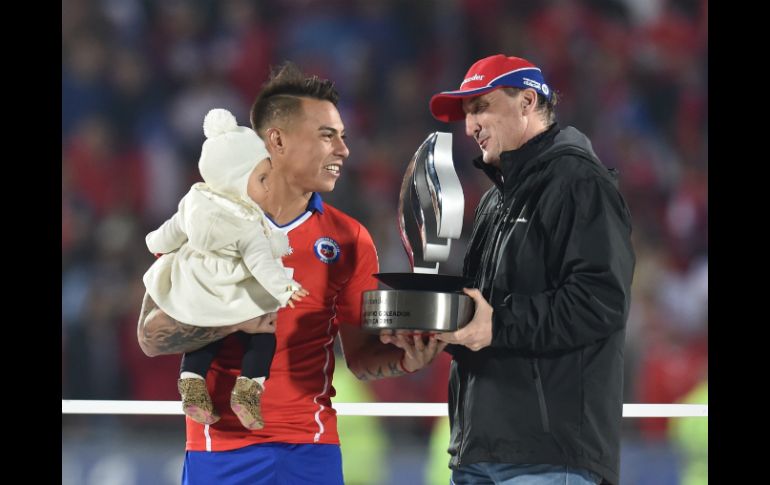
[362,289,473,333]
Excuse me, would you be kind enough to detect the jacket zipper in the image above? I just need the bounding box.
[531,359,551,433]
[458,198,516,463]
[478,174,532,299]
[478,197,512,296]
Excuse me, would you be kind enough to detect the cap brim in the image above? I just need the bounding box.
[429,86,501,122]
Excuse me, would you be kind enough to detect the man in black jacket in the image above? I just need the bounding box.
[431,54,635,485]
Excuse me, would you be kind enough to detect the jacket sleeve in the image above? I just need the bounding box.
[237,228,301,307]
[145,211,188,254]
[491,176,635,354]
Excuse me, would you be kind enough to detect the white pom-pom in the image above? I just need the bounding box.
[203,109,238,138]
[269,231,292,258]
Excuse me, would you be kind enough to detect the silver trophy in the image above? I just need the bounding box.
[362,132,474,332]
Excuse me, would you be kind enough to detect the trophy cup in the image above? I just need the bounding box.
[362,132,474,333]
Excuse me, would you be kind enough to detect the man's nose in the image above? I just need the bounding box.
[334,136,349,159]
[465,115,479,138]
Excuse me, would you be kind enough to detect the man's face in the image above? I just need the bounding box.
[277,98,349,193]
[462,89,527,167]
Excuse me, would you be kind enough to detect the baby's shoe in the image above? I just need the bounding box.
[178,378,220,425]
[230,377,264,430]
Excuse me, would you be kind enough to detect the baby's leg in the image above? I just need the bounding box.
[178,340,226,425]
[231,332,276,430]
[181,339,225,378]
[237,332,277,381]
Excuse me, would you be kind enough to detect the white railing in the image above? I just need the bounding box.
[62,400,707,418]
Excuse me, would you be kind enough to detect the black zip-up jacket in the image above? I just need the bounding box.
[447,124,635,485]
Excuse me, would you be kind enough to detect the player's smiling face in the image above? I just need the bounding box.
[279,98,349,193]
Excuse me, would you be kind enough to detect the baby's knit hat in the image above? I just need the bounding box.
[198,108,269,202]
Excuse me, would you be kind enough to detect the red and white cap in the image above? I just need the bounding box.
[429,54,551,122]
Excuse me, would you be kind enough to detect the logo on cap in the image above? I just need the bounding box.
[461,74,485,86]
[522,77,542,90]
[542,84,550,96]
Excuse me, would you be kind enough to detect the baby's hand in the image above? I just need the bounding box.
[286,288,309,308]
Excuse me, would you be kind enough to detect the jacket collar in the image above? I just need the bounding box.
[473,123,559,194]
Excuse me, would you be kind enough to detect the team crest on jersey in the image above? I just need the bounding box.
[313,237,341,264]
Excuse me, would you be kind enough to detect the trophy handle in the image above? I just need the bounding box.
[397,132,464,273]
[428,132,464,240]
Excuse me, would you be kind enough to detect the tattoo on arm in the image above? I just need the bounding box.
[145,320,231,355]
[340,329,409,381]
[355,357,408,381]
[138,293,233,356]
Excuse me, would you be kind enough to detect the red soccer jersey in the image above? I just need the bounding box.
[185,196,379,451]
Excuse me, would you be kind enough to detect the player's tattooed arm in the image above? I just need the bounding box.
[136,292,234,356]
[351,357,409,381]
[339,324,406,380]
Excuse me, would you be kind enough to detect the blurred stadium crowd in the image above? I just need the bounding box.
[62,0,707,483]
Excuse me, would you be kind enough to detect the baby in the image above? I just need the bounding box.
[143,109,307,430]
